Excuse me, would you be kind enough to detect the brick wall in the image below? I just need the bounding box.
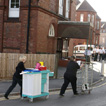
[39,0,50,10]
[36,11,58,53]
[75,10,98,45]
[0,0,76,54]
[0,0,4,5]
[3,22,21,53]
[71,0,76,21]
[0,10,3,52]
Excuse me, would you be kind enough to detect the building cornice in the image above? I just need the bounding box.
[20,5,69,21]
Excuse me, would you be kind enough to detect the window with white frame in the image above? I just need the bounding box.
[9,0,20,18]
[80,14,84,22]
[49,24,55,37]
[103,38,105,43]
[65,0,70,18]
[59,0,64,15]
[91,15,94,27]
[97,21,100,30]
[88,14,90,22]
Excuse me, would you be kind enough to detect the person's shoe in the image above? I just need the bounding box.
[59,94,64,97]
[23,96,27,98]
[4,95,9,99]
[74,93,79,95]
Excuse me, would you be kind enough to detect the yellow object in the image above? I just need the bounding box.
[39,62,44,66]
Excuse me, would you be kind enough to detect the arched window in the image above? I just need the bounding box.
[49,24,55,37]
[9,0,20,18]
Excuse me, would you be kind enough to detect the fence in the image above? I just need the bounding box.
[0,53,57,79]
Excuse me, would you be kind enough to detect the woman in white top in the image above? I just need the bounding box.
[99,47,105,61]
[94,46,99,61]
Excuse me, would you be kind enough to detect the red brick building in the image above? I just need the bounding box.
[0,0,76,54]
[74,0,101,46]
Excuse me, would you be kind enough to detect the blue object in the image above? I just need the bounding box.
[24,69,40,73]
[49,72,54,77]
[40,70,50,93]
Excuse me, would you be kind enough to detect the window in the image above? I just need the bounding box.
[97,21,100,30]
[59,0,64,15]
[79,47,85,50]
[103,38,105,43]
[91,15,94,27]
[88,14,90,22]
[63,40,68,51]
[9,0,20,18]
[49,24,55,37]
[80,14,84,22]
[74,47,78,51]
[65,0,70,18]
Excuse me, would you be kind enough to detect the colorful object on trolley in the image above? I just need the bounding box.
[39,61,47,71]
[23,69,40,73]
[35,62,41,70]
[35,61,47,71]
[39,66,47,71]
[39,61,44,66]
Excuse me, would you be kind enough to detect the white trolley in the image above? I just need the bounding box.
[22,70,53,102]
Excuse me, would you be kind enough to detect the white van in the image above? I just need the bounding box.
[73,45,95,57]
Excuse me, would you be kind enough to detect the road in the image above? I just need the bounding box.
[0,80,106,106]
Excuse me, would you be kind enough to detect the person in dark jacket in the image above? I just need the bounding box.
[59,56,83,96]
[4,55,27,99]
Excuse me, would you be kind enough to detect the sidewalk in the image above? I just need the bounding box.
[0,61,104,97]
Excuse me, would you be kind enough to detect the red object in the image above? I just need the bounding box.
[39,66,47,71]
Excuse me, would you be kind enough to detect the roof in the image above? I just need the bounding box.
[96,14,101,20]
[58,21,92,39]
[76,0,80,5]
[77,0,96,13]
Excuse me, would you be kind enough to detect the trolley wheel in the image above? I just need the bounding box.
[81,90,85,94]
[29,98,33,102]
[45,95,49,99]
[21,97,24,100]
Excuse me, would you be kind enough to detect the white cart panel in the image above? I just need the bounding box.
[23,73,41,96]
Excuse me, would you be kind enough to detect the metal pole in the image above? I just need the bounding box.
[85,64,88,84]
[85,38,89,83]
[85,39,89,62]
[101,60,104,76]
[26,0,31,53]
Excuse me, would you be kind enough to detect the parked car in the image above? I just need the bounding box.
[73,45,95,57]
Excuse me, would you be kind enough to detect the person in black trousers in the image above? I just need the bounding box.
[4,55,27,99]
[59,56,83,96]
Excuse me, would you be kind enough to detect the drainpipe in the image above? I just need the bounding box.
[26,0,31,53]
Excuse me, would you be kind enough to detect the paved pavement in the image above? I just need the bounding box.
[0,61,105,97]
[0,78,106,106]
